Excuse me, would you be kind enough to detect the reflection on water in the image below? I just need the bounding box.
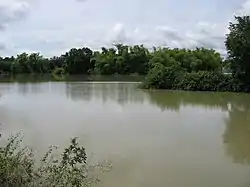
[0,75,144,83]
[147,91,230,111]
[66,83,144,105]
[148,91,250,167]
[223,97,250,165]
[1,82,250,187]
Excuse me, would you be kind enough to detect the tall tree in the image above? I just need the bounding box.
[225,16,250,87]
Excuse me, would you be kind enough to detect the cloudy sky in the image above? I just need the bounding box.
[0,0,249,57]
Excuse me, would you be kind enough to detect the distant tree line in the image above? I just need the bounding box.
[0,15,250,92]
[0,44,224,76]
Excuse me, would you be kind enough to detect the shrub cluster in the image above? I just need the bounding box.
[140,65,247,92]
[0,133,111,187]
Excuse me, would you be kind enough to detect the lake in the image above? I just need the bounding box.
[0,80,250,187]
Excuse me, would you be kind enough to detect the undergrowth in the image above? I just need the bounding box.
[0,133,112,187]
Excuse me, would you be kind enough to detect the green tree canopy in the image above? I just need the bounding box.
[226,16,250,87]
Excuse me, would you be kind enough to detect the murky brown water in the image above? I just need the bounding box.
[1,81,250,187]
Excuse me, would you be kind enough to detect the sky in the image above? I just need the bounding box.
[0,0,249,57]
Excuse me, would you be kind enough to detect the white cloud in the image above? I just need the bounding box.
[0,43,6,50]
[0,0,248,57]
[156,26,183,42]
[236,0,250,15]
[0,0,29,30]
[75,0,88,2]
[110,23,128,44]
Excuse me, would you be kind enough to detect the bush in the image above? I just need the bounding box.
[140,67,245,92]
[139,63,183,89]
[175,72,241,92]
[0,133,112,187]
[53,67,65,75]
[0,133,34,186]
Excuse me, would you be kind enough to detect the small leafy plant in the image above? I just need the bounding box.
[0,133,112,187]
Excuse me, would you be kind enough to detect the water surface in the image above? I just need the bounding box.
[0,81,250,187]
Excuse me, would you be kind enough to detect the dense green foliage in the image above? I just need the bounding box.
[140,68,242,92]
[141,15,250,92]
[0,45,223,76]
[225,16,250,86]
[0,133,111,187]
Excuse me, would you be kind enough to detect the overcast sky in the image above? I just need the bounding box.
[0,0,249,57]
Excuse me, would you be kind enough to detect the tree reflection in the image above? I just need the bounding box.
[146,90,250,165]
[146,91,230,112]
[14,82,58,96]
[66,83,93,102]
[223,94,250,164]
[65,82,145,105]
[145,91,182,111]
